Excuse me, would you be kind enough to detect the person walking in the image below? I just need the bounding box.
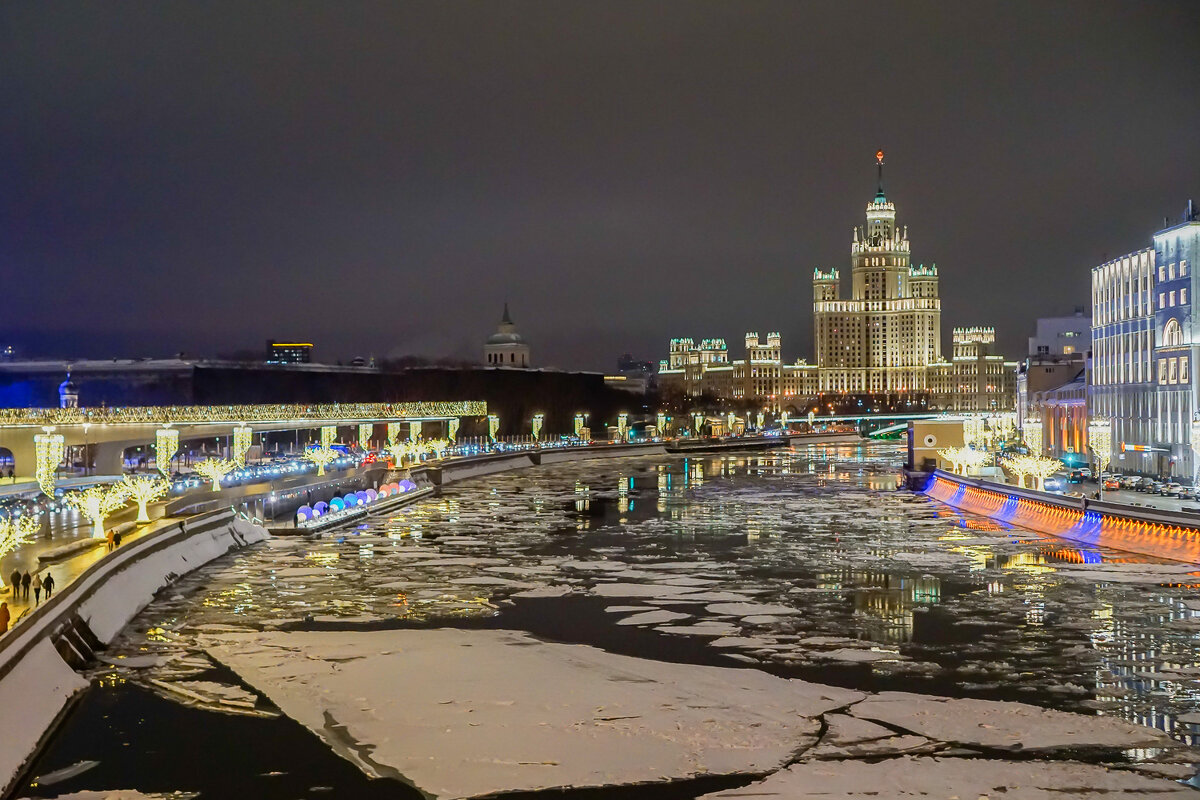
[20,571,30,600]
[8,570,18,595]
[43,573,54,599]
[6,467,13,484]
[105,529,115,551]
[32,573,41,605]
[0,602,9,633]
[113,531,122,548]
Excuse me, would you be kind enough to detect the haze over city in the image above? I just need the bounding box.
[3,2,1198,367]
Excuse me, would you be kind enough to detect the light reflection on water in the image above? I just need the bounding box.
[105,441,1200,748]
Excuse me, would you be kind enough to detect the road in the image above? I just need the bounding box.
[1065,482,1200,515]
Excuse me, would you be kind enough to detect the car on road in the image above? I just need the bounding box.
[1103,477,1121,490]
[1163,482,1184,497]
[1146,480,1166,495]
[1120,475,1143,490]
[1079,467,1093,480]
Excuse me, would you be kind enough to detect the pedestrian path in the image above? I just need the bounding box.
[0,502,171,630]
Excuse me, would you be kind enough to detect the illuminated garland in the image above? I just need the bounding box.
[726,412,736,431]
[532,414,544,441]
[962,416,985,447]
[618,413,629,443]
[781,411,789,428]
[447,418,460,443]
[693,413,704,434]
[1023,418,1043,454]
[574,415,585,438]
[488,414,500,442]
[155,427,179,478]
[387,422,401,446]
[319,425,337,448]
[409,421,422,442]
[0,401,488,427]
[1088,420,1112,474]
[358,423,373,451]
[657,412,667,435]
[756,411,764,430]
[34,432,65,497]
[232,425,253,467]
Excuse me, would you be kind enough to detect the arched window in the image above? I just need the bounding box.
[1164,318,1184,347]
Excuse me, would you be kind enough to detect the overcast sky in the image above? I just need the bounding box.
[2,1,1198,370]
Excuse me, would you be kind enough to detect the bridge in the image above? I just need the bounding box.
[0,400,486,484]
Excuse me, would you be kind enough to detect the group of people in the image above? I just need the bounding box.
[0,570,55,633]
[8,569,54,604]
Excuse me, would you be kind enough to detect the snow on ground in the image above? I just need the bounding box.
[698,756,1195,798]
[204,628,861,799]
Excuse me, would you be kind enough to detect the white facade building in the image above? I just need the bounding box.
[1091,248,1157,472]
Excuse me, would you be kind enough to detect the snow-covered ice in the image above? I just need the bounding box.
[204,628,861,798]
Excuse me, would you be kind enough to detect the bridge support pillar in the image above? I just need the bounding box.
[92,442,128,475]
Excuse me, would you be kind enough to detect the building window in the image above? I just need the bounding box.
[1159,360,1167,384]
[1170,358,1178,384]
[1169,262,1177,280]
[1182,260,1189,277]
[1182,357,1190,384]
[1170,290,1177,306]
[1183,287,1189,305]
[1160,265,1167,281]
[1160,293,1166,309]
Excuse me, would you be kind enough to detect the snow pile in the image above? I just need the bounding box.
[205,628,861,799]
[0,640,89,791]
[698,756,1195,798]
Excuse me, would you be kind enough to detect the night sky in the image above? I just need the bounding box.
[2,2,1198,370]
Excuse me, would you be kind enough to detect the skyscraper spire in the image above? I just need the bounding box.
[875,149,886,202]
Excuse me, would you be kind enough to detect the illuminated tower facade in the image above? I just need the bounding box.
[812,150,941,393]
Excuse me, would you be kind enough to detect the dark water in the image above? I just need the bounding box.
[18,443,1200,798]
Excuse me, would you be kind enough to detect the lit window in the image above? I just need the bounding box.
[1159,360,1167,384]
[1170,290,1177,306]
[1170,358,1178,384]
[1169,262,1177,280]
[1182,260,1190,277]
[1183,357,1190,384]
[1160,265,1167,281]
[1160,293,1166,309]
[1183,287,1189,305]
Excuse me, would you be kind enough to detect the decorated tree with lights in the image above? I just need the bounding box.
[66,483,131,538]
[193,458,238,492]
[1026,456,1063,492]
[120,474,170,523]
[1003,455,1034,489]
[303,446,338,476]
[0,518,39,587]
[387,441,413,466]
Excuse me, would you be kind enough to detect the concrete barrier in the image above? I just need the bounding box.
[0,509,268,795]
[924,470,1200,564]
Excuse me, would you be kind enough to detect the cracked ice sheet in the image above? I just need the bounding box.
[698,756,1194,798]
[204,628,862,799]
[849,691,1174,751]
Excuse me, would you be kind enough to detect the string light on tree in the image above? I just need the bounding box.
[0,518,39,585]
[303,447,338,477]
[1088,419,1112,477]
[320,425,337,448]
[194,458,238,492]
[155,426,179,478]
[120,474,169,523]
[34,430,65,497]
[66,483,131,537]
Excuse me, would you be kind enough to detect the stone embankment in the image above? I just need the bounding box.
[0,509,268,795]
[923,469,1200,564]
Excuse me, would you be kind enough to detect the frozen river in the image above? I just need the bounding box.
[19,442,1200,798]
